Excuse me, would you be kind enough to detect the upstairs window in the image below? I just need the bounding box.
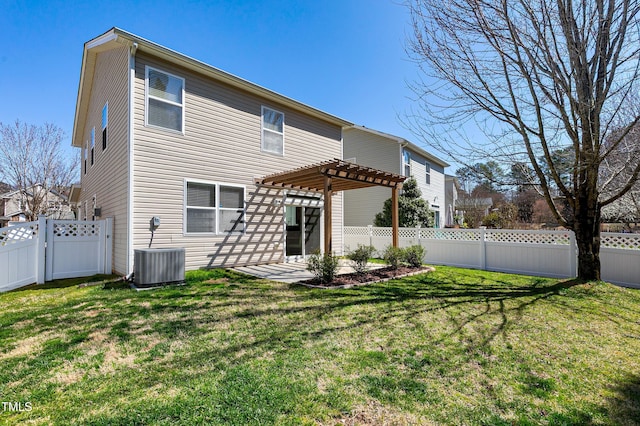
[261,106,284,155]
[84,141,88,174]
[185,180,245,234]
[403,150,411,177]
[146,67,184,132]
[90,127,95,166]
[425,162,431,185]
[102,103,108,150]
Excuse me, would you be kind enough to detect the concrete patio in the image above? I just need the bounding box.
[233,260,383,283]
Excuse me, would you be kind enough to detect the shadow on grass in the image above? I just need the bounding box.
[3,266,637,424]
[9,274,121,292]
[606,373,640,425]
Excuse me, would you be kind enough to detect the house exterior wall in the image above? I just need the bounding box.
[77,45,130,274]
[445,176,460,226]
[130,52,343,271]
[343,127,401,226]
[405,147,446,228]
[343,128,446,228]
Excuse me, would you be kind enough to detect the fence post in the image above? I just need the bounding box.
[569,230,577,278]
[36,216,46,284]
[480,228,486,270]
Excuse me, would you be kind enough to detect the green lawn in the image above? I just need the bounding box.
[0,267,639,425]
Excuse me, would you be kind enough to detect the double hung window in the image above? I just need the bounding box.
[185,181,245,234]
[146,67,185,132]
[102,103,108,150]
[261,106,284,155]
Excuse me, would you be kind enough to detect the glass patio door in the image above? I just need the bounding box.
[285,205,321,258]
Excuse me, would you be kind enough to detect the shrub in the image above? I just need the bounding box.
[382,245,404,269]
[347,245,377,274]
[403,244,425,268]
[306,251,340,283]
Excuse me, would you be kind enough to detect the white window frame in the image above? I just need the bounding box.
[183,179,246,235]
[145,66,185,134]
[101,102,108,151]
[84,141,88,175]
[261,106,285,156]
[90,127,95,166]
[403,150,411,177]
[425,162,431,185]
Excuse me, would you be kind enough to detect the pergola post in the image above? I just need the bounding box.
[392,186,399,248]
[324,175,332,254]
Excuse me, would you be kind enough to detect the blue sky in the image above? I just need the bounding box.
[0,0,447,164]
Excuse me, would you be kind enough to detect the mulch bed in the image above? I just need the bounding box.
[299,265,434,289]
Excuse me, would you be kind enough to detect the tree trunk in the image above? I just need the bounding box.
[573,200,601,281]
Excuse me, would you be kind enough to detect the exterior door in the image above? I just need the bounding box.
[285,205,321,259]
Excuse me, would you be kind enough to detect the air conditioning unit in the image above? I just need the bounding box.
[134,248,185,288]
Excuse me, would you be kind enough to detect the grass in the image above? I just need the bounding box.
[0,267,639,425]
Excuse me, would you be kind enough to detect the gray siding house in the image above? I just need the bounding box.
[343,126,449,227]
[72,28,353,275]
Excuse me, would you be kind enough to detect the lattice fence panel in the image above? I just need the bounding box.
[398,228,418,239]
[53,222,99,238]
[602,233,640,250]
[371,227,393,238]
[485,231,571,245]
[0,223,38,246]
[419,229,482,241]
[343,226,371,237]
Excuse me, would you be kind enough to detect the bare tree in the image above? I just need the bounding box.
[0,120,78,221]
[406,0,640,280]
[601,124,640,223]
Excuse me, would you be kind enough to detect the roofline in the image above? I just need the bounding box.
[72,27,352,147]
[346,125,449,168]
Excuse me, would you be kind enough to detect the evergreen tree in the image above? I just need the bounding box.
[374,177,433,227]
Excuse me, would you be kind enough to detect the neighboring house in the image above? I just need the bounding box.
[343,126,449,227]
[445,175,462,227]
[0,184,73,227]
[72,28,393,275]
[456,197,493,227]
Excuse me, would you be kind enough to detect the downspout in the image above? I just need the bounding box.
[127,41,138,274]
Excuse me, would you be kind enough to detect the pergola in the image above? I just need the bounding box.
[256,158,406,253]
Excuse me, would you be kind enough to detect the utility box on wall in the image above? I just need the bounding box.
[133,247,185,288]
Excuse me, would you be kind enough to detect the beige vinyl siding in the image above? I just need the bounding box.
[343,128,401,226]
[78,45,130,274]
[131,52,343,270]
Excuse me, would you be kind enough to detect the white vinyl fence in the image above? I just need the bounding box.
[344,226,640,288]
[0,216,112,291]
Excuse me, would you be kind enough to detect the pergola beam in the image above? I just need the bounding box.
[257,158,406,253]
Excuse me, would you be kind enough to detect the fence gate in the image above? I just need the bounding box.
[45,219,112,281]
[0,217,112,291]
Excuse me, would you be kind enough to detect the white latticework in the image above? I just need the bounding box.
[371,227,393,237]
[0,223,38,246]
[53,222,98,238]
[601,233,640,250]
[485,230,571,245]
[398,228,418,238]
[419,229,482,241]
[343,226,371,236]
